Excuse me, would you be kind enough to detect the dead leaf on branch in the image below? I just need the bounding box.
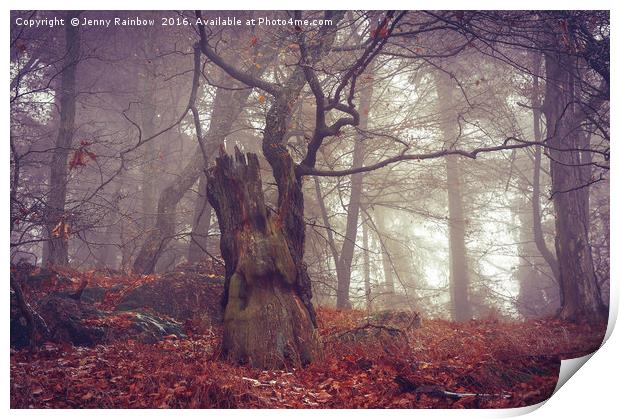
[51,218,71,239]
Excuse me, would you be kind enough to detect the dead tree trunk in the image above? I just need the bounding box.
[207,150,320,368]
[542,48,606,322]
[42,11,80,267]
[196,10,348,368]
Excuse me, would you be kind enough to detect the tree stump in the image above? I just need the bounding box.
[206,149,321,368]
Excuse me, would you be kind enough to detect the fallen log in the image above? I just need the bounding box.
[394,375,510,400]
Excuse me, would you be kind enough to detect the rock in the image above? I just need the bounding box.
[10,291,30,348]
[125,311,185,343]
[10,292,187,348]
[37,294,106,347]
[10,262,224,348]
[85,310,185,344]
[115,268,225,330]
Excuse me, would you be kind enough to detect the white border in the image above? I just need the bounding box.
[4,2,617,418]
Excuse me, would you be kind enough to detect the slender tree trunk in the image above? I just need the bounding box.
[375,207,395,295]
[140,52,158,233]
[132,151,202,273]
[140,103,157,231]
[42,11,80,268]
[187,174,213,263]
[133,84,251,274]
[516,177,555,318]
[530,52,561,282]
[435,73,471,322]
[335,76,372,309]
[542,49,606,322]
[362,216,372,312]
[313,176,340,299]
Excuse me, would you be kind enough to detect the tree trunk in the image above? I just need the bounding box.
[132,151,202,273]
[375,208,395,295]
[187,173,213,263]
[335,76,372,309]
[362,216,372,311]
[200,14,344,367]
[435,72,471,322]
[542,49,606,322]
[139,33,158,233]
[133,84,250,274]
[530,52,561,282]
[42,11,80,268]
[313,176,340,300]
[516,176,558,318]
[207,150,320,368]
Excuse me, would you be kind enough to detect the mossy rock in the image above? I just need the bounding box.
[115,271,225,329]
[100,311,186,344]
[38,294,107,347]
[10,291,31,348]
[10,292,186,348]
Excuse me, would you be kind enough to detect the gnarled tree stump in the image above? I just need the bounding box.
[206,149,320,368]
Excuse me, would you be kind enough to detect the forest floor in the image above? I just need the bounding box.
[10,269,606,409]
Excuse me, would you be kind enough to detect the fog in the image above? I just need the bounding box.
[11,10,610,323]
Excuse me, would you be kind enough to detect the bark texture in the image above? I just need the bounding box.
[207,150,320,368]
